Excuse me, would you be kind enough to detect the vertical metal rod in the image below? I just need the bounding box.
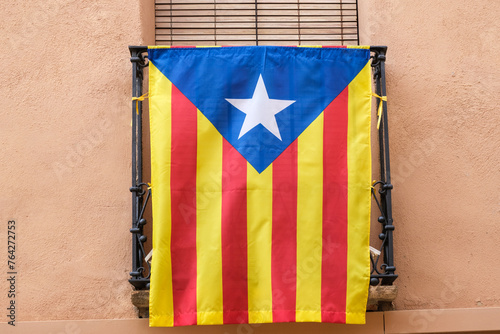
[297,0,301,45]
[169,0,173,45]
[136,73,143,193]
[129,46,148,289]
[376,69,386,184]
[136,61,144,270]
[340,0,344,45]
[370,46,397,285]
[375,51,388,236]
[379,58,395,281]
[355,0,360,45]
[131,53,139,280]
[213,0,217,45]
[254,0,259,45]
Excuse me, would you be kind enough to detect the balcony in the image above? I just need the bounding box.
[128,45,397,318]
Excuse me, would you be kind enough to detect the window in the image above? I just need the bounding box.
[155,0,359,46]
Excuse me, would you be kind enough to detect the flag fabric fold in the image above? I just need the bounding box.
[148,45,372,327]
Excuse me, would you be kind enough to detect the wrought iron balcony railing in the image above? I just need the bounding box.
[128,45,397,294]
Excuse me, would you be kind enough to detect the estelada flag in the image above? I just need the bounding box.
[148,46,372,327]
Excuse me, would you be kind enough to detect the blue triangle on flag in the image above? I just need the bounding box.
[149,46,370,173]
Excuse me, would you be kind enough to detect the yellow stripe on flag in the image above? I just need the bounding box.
[296,113,324,322]
[149,62,174,327]
[346,62,372,324]
[196,110,224,325]
[347,45,371,49]
[247,164,273,323]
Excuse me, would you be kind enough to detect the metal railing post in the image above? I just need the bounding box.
[129,46,150,290]
[370,46,397,286]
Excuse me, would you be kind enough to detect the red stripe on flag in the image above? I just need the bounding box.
[271,142,298,322]
[170,85,198,326]
[221,140,249,324]
[321,87,348,323]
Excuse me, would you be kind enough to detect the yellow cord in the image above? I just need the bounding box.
[132,92,150,115]
[372,93,387,129]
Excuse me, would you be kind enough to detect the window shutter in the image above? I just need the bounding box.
[155,0,359,46]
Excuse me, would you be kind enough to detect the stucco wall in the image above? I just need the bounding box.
[0,0,154,321]
[0,0,499,328]
[360,0,500,310]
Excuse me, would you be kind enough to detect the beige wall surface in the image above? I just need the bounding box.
[0,0,155,323]
[0,0,499,332]
[359,0,500,312]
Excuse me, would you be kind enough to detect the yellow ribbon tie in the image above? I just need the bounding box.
[372,93,387,129]
[132,92,150,115]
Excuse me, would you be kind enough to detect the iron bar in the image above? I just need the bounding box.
[354,0,359,45]
[254,0,259,45]
[129,46,150,290]
[379,51,396,284]
[369,46,397,286]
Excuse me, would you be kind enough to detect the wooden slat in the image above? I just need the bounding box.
[158,9,257,16]
[259,40,299,45]
[258,16,300,22]
[173,35,216,41]
[213,0,255,3]
[157,22,260,29]
[156,22,214,28]
[157,10,217,16]
[216,22,257,28]
[171,41,218,46]
[257,3,298,9]
[257,9,299,15]
[300,34,357,40]
[216,3,256,9]
[300,28,358,34]
[214,41,257,46]
[297,21,356,28]
[157,16,255,23]
[256,0,299,3]
[257,34,300,40]
[159,28,259,35]
[298,15,357,22]
[157,28,215,35]
[258,28,300,34]
[216,9,257,15]
[213,35,258,41]
[299,4,342,9]
[215,16,256,22]
[258,22,299,28]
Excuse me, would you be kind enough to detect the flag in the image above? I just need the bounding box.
[148,46,372,327]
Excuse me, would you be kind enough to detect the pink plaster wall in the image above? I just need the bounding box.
[0,0,154,321]
[0,0,499,325]
[360,0,500,310]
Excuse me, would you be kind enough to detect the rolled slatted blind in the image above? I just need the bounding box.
[155,0,359,46]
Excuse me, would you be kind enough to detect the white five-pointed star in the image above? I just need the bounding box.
[225,75,295,140]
